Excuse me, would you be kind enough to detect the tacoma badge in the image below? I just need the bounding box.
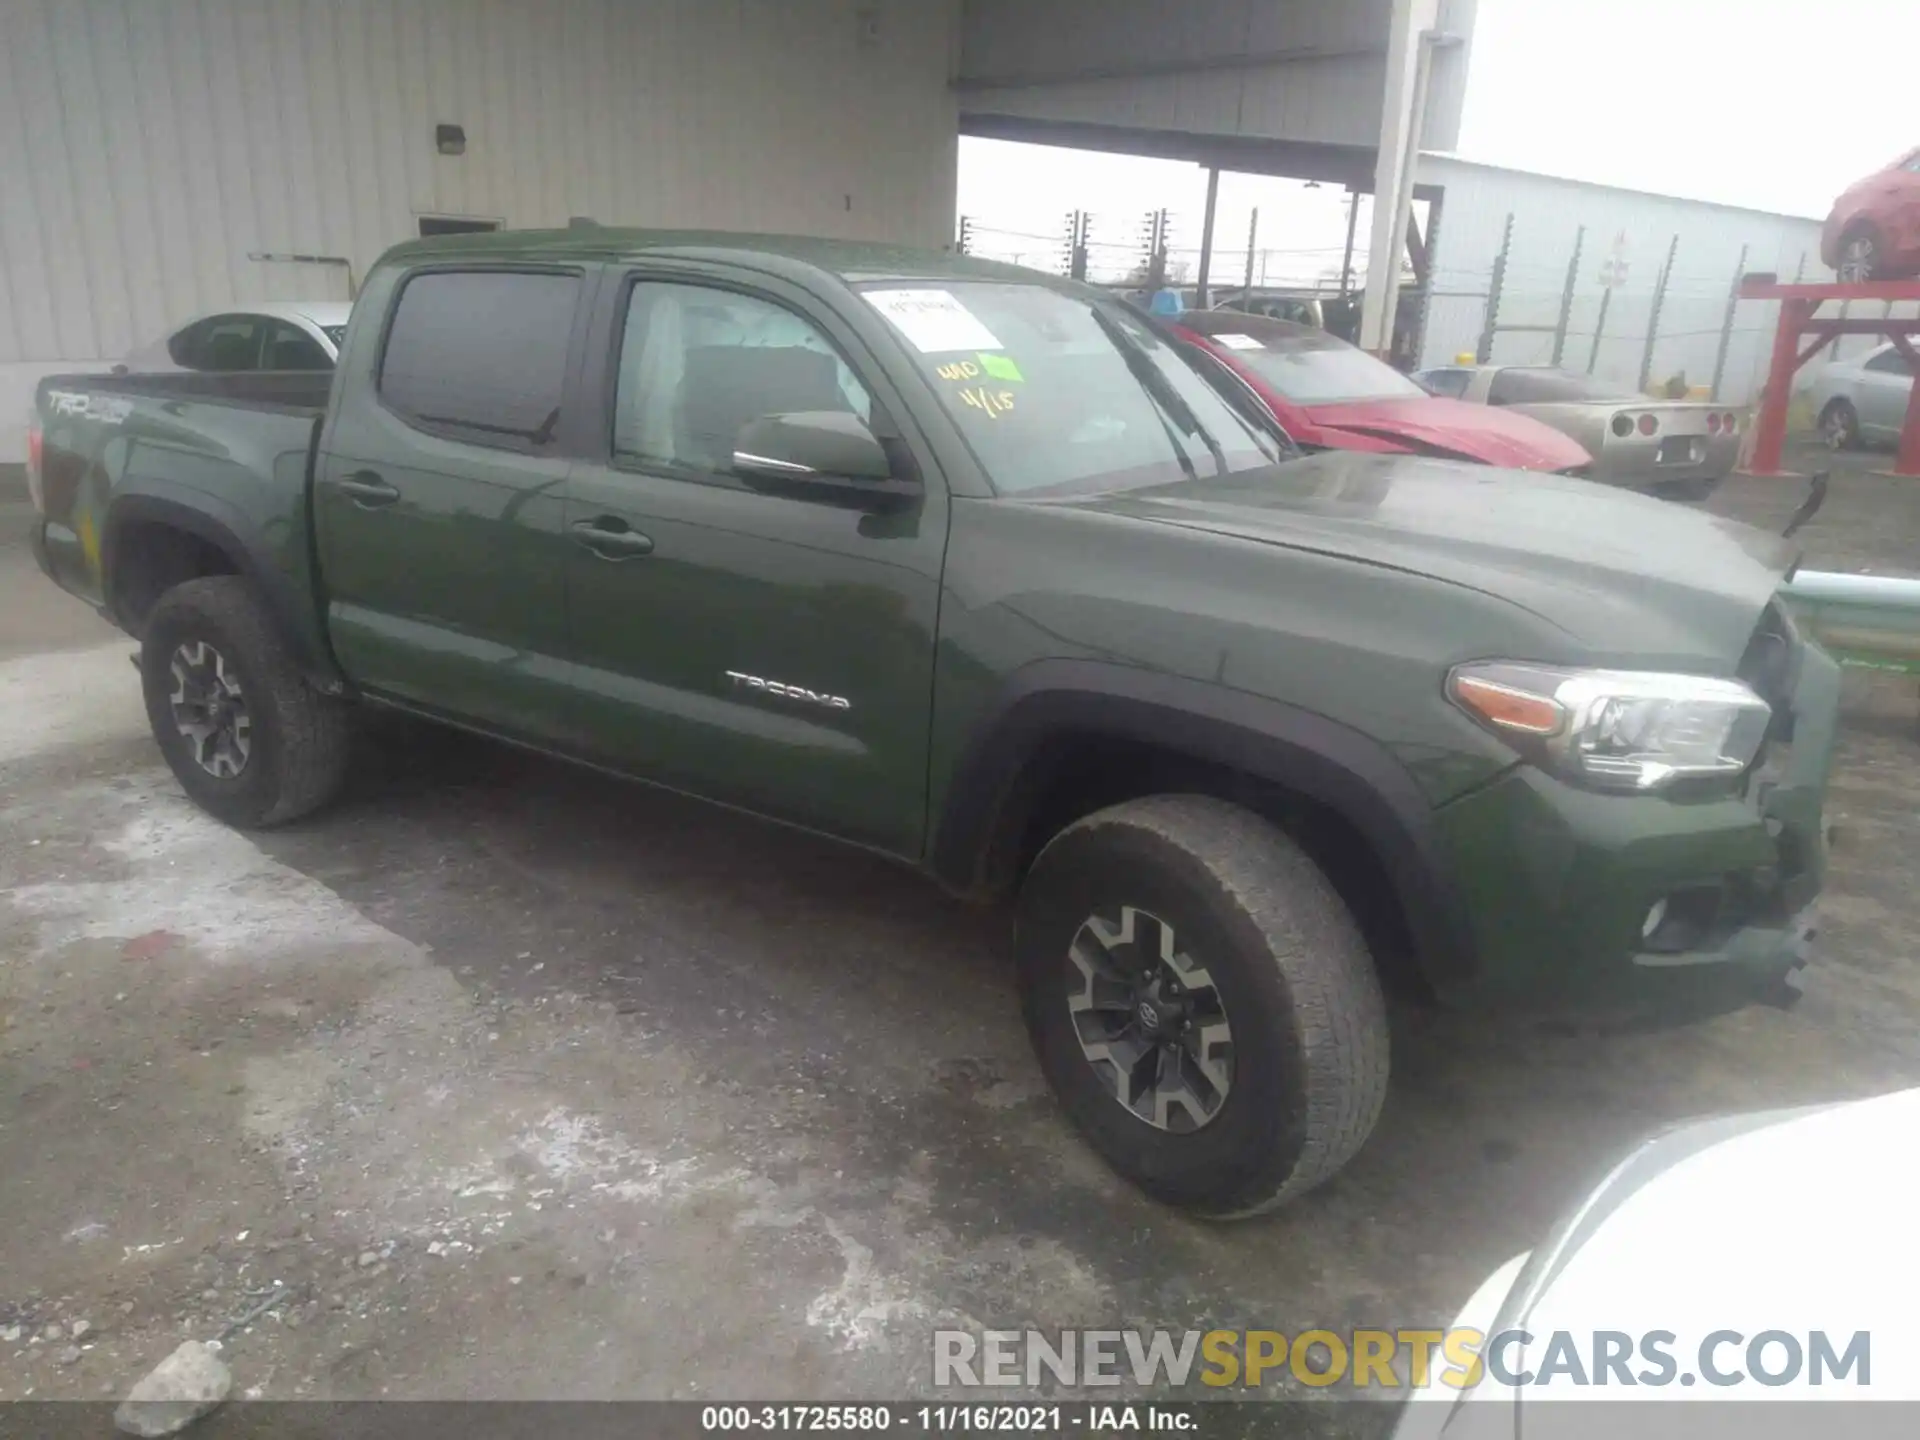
[724,670,851,712]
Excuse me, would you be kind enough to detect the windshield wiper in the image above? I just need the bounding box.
[1089,305,1230,477]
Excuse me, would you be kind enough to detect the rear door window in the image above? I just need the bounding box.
[379,270,581,449]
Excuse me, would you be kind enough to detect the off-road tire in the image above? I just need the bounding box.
[140,577,352,828]
[1016,794,1389,1218]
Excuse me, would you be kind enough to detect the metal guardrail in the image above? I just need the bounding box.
[1781,570,1920,675]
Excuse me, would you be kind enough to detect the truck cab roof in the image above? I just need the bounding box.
[379,226,1063,291]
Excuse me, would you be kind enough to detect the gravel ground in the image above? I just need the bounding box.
[1,449,1916,1421]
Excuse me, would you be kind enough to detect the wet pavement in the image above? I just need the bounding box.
[1,453,1916,1417]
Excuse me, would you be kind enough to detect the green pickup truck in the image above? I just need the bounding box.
[28,228,1838,1218]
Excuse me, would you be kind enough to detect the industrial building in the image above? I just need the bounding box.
[9,0,1886,460]
[0,0,1482,459]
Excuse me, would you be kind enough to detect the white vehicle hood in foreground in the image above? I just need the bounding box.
[1399,1086,1920,1440]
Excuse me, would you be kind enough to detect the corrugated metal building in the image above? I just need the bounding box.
[1412,155,1906,405]
[0,0,965,456]
[0,0,1464,462]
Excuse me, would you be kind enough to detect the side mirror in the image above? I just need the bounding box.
[732,411,919,511]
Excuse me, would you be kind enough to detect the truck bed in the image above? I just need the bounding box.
[32,369,333,626]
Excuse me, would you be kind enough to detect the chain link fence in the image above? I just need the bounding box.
[957,207,1920,407]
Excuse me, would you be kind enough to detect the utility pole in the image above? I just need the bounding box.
[1140,209,1171,293]
[1550,226,1584,366]
[1241,208,1259,304]
[1475,212,1513,363]
[1709,243,1749,402]
[1194,167,1221,309]
[1638,233,1680,392]
[1338,190,1360,295]
[1061,210,1090,281]
[1589,230,1630,373]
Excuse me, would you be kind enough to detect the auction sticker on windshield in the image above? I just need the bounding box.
[865,289,1002,353]
[1211,333,1265,351]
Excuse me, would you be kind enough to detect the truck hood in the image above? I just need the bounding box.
[1305,395,1592,472]
[1046,451,1796,663]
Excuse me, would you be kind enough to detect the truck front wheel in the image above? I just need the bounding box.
[140,577,352,828]
[1016,794,1389,1218]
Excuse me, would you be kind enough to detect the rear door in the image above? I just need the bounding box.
[558,267,947,856]
[314,264,592,737]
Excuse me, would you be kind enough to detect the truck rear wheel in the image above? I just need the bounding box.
[140,577,352,828]
[1016,794,1389,1218]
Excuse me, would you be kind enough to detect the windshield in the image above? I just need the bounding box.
[860,282,1280,496]
[1210,330,1426,404]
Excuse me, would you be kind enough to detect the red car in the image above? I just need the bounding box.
[1822,146,1920,281]
[1171,311,1592,473]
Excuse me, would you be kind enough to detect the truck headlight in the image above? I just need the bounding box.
[1448,662,1772,792]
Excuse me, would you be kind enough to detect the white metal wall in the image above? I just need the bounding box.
[0,0,961,457]
[1414,156,1915,405]
[959,0,1474,153]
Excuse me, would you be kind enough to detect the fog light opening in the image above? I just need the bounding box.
[1641,898,1670,941]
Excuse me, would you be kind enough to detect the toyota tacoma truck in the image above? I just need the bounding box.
[28,229,1838,1218]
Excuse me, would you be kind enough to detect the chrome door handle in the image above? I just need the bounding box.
[571,518,655,559]
[335,471,401,508]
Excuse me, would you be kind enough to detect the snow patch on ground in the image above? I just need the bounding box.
[806,1215,930,1349]
[5,778,391,960]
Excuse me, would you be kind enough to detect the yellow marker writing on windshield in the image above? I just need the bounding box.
[958,386,1015,419]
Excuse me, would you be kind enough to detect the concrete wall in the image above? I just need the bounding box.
[1414,155,1919,405]
[0,0,962,459]
[958,0,1474,152]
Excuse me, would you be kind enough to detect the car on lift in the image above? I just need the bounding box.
[1803,341,1918,450]
[1415,363,1742,500]
[1822,145,1920,282]
[1175,311,1592,473]
[117,301,353,375]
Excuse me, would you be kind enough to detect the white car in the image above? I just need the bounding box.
[119,300,352,374]
[1396,1086,1919,1438]
[1804,342,1917,450]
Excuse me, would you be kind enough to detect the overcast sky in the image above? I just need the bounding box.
[955,0,1917,278]
[1455,0,1916,217]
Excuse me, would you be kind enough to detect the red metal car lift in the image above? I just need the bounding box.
[1739,277,1920,479]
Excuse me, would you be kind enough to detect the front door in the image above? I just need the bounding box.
[314,265,588,737]
[561,272,946,856]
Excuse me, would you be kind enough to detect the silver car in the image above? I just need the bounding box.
[1803,341,1917,450]
[1415,363,1743,499]
[118,300,353,374]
